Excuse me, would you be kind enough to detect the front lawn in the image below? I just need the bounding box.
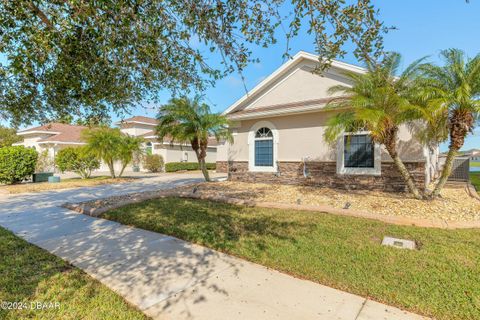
[0,227,148,319]
[102,197,480,320]
[1,176,135,194]
[471,172,480,191]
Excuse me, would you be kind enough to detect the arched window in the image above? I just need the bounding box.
[146,142,153,155]
[254,127,273,167]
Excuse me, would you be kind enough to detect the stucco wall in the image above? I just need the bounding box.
[157,144,216,163]
[246,62,352,110]
[119,123,155,136]
[217,111,426,163]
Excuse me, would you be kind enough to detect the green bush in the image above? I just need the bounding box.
[165,162,216,172]
[55,147,100,179]
[0,146,38,184]
[143,154,164,173]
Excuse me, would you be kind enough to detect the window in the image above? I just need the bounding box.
[344,134,374,168]
[145,142,153,155]
[254,127,273,167]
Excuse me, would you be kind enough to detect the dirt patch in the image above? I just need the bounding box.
[171,181,480,222]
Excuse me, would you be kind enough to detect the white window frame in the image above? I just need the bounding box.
[248,121,279,173]
[336,131,381,176]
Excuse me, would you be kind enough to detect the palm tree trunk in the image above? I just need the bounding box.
[199,158,210,182]
[118,162,127,178]
[430,147,457,198]
[390,153,424,200]
[431,109,473,198]
[108,160,116,178]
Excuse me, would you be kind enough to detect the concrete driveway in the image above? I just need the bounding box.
[0,173,427,320]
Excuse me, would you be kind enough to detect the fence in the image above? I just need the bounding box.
[448,157,470,182]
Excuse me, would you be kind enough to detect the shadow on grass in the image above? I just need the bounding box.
[103,197,313,252]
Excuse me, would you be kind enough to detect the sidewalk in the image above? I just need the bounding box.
[0,174,428,320]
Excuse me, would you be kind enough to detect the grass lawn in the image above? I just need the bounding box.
[471,161,480,167]
[102,197,480,320]
[1,176,135,194]
[0,227,148,320]
[471,172,480,191]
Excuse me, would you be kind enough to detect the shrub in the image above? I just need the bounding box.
[35,150,54,172]
[55,147,100,179]
[143,154,164,173]
[0,146,37,184]
[165,162,216,172]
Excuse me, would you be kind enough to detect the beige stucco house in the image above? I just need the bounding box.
[15,116,217,173]
[216,51,437,191]
[115,116,217,164]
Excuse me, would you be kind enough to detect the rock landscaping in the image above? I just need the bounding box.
[64,180,480,227]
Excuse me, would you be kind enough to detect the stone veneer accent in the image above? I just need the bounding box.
[216,161,425,192]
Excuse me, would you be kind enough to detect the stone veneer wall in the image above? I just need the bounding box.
[216,161,425,192]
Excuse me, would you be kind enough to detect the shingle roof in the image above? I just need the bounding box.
[119,116,158,125]
[18,123,88,144]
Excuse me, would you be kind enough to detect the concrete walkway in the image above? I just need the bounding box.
[0,173,427,320]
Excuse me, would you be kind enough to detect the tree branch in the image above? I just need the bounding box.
[28,2,53,29]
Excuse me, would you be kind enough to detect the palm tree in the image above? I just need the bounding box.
[418,49,480,197]
[118,135,144,177]
[82,127,123,178]
[324,52,425,199]
[156,96,232,181]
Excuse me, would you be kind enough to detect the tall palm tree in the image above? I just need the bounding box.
[418,49,480,197]
[324,52,425,199]
[156,96,232,181]
[82,127,123,178]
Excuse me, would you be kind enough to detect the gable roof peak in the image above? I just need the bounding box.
[223,50,366,115]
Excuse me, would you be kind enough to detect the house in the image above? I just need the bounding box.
[14,123,88,171]
[216,51,436,192]
[115,116,217,164]
[15,116,217,173]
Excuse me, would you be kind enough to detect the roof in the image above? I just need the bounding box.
[115,116,158,126]
[227,98,339,120]
[223,51,366,117]
[17,123,88,144]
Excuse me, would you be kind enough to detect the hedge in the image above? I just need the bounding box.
[0,146,38,184]
[165,162,216,172]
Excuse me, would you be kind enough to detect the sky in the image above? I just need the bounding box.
[8,1,480,151]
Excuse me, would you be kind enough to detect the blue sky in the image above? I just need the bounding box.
[9,1,480,151]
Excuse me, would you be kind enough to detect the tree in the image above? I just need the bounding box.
[418,49,480,197]
[82,127,123,178]
[0,1,387,126]
[55,147,101,179]
[118,135,144,177]
[156,96,231,181]
[324,53,425,199]
[0,126,21,147]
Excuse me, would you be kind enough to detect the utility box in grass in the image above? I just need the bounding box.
[48,176,61,183]
[32,172,54,183]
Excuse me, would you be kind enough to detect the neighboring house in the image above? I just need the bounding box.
[15,116,217,173]
[116,116,217,164]
[468,149,480,162]
[216,51,436,192]
[14,123,88,171]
